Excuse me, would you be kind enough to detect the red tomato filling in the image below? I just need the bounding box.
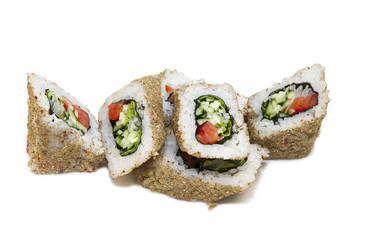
[287,94,318,115]
[165,85,174,93]
[62,97,90,130]
[196,121,221,144]
[62,97,72,110]
[73,105,90,129]
[107,100,128,120]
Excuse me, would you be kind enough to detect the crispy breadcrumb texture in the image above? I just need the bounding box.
[26,76,105,174]
[246,115,325,159]
[133,153,254,203]
[139,75,166,158]
[245,65,329,159]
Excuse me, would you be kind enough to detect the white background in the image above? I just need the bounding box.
[1,1,365,239]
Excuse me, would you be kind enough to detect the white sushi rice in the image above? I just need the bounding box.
[236,93,248,116]
[27,73,105,155]
[174,83,251,160]
[158,69,205,118]
[248,64,329,138]
[161,129,267,188]
[98,80,155,178]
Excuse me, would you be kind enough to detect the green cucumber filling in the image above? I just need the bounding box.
[45,89,88,134]
[111,100,142,156]
[261,83,318,121]
[177,149,246,173]
[195,95,233,143]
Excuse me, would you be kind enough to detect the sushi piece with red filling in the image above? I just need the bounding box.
[98,74,166,178]
[246,64,330,159]
[172,83,251,161]
[26,73,105,174]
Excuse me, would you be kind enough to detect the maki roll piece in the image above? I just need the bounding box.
[172,83,250,160]
[134,129,268,202]
[26,73,106,174]
[246,64,330,159]
[156,69,205,126]
[99,74,166,178]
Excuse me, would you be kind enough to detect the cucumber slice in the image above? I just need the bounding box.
[113,112,129,133]
[122,129,130,138]
[116,112,127,126]
[262,83,317,121]
[278,112,289,118]
[199,101,209,109]
[52,100,66,119]
[115,136,124,148]
[120,130,142,156]
[197,118,208,125]
[195,95,232,140]
[206,107,214,114]
[211,113,222,124]
[209,100,221,110]
[45,89,88,134]
[67,110,78,126]
[75,121,88,134]
[203,96,215,102]
[121,137,129,149]
[196,107,204,116]
[271,100,278,107]
[265,101,275,114]
[112,100,142,156]
[271,91,287,103]
[287,91,295,99]
[114,123,128,133]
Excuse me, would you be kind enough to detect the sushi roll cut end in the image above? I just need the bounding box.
[26,73,106,174]
[246,64,330,159]
[99,74,166,178]
[172,83,251,160]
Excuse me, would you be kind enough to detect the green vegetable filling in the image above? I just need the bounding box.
[262,85,296,120]
[112,100,142,156]
[45,89,88,134]
[195,95,232,139]
[262,83,317,121]
[198,158,247,172]
[177,149,246,173]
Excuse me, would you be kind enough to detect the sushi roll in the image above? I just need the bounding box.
[246,64,329,159]
[26,73,106,174]
[134,128,268,202]
[172,83,250,160]
[156,69,205,126]
[98,74,166,178]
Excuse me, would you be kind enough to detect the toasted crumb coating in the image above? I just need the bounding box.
[26,77,105,174]
[171,91,190,154]
[246,115,325,159]
[134,154,251,203]
[139,75,166,157]
[246,64,329,159]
